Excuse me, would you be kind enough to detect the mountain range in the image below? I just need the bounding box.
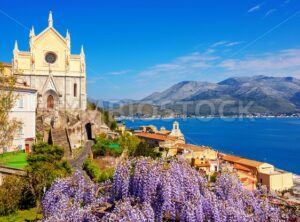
[113,76,300,116]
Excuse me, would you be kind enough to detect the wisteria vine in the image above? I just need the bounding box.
[42,158,283,221]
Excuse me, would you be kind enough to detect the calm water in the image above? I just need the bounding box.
[124,118,300,174]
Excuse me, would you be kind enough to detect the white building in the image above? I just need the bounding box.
[169,121,185,143]
[6,83,37,153]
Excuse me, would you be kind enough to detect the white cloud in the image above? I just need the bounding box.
[106,69,131,76]
[138,51,219,79]
[211,41,242,48]
[137,46,300,87]
[219,48,300,77]
[265,9,277,17]
[248,4,261,13]
[225,41,242,47]
[211,41,228,47]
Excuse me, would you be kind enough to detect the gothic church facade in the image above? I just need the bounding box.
[12,11,87,111]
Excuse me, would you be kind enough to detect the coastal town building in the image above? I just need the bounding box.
[135,132,179,154]
[135,122,220,174]
[12,11,87,111]
[3,82,37,153]
[117,122,126,134]
[138,125,159,134]
[258,169,294,192]
[169,121,185,143]
[0,62,12,76]
[135,121,186,156]
[220,154,294,191]
[173,143,219,174]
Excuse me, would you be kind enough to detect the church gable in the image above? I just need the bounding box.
[28,26,69,73]
[34,28,67,51]
[12,11,87,111]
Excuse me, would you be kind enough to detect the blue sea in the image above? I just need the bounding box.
[124,118,300,175]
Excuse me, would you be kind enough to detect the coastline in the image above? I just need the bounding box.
[123,117,300,175]
[117,116,300,121]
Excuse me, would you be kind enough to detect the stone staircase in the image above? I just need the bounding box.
[51,128,71,159]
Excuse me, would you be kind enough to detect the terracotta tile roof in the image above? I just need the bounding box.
[237,158,263,168]
[221,154,263,168]
[0,62,12,67]
[221,155,240,162]
[173,143,210,152]
[135,132,177,141]
[234,163,251,172]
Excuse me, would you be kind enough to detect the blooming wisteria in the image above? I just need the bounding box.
[42,158,283,221]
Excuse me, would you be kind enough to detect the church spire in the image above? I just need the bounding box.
[48,11,53,27]
[66,29,70,40]
[14,40,19,52]
[80,45,85,56]
[30,26,35,37]
[66,29,71,50]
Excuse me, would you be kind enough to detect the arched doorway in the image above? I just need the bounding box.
[85,123,93,140]
[47,95,54,109]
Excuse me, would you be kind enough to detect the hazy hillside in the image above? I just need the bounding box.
[114,76,300,116]
[141,81,217,105]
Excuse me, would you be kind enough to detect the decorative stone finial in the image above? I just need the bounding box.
[80,45,85,56]
[66,30,71,50]
[48,11,53,27]
[30,26,35,37]
[66,29,70,40]
[14,40,19,52]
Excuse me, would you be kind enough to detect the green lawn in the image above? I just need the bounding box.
[0,151,28,169]
[0,208,42,222]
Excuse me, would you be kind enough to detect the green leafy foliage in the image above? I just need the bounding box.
[35,132,43,144]
[92,133,161,159]
[26,143,71,207]
[0,207,42,222]
[83,159,114,182]
[0,74,21,151]
[0,176,25,216]
[117,132,141,156]
[133,142,161,159]
[92,136,122,157]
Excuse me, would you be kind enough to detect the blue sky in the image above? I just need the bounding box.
[0,0,300,100]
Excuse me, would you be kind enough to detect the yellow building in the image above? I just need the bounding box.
[0,62,12,76]
[221,154,294,192]
[12,11,87,111]
[172,143,219,174]
[135,121,185,155]
[117,123,126,134]
[258,170,294,192]
[135,132,179,153]
[173,143,218,160]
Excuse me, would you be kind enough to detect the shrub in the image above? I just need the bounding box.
[83,159,114,183]
[26,143,71,208]
[92,136,122,157]
[133,142,161,159]
[83,159,101,181]
[0,175,25,216]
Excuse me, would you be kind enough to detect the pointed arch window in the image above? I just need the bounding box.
[74,83,77,97]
